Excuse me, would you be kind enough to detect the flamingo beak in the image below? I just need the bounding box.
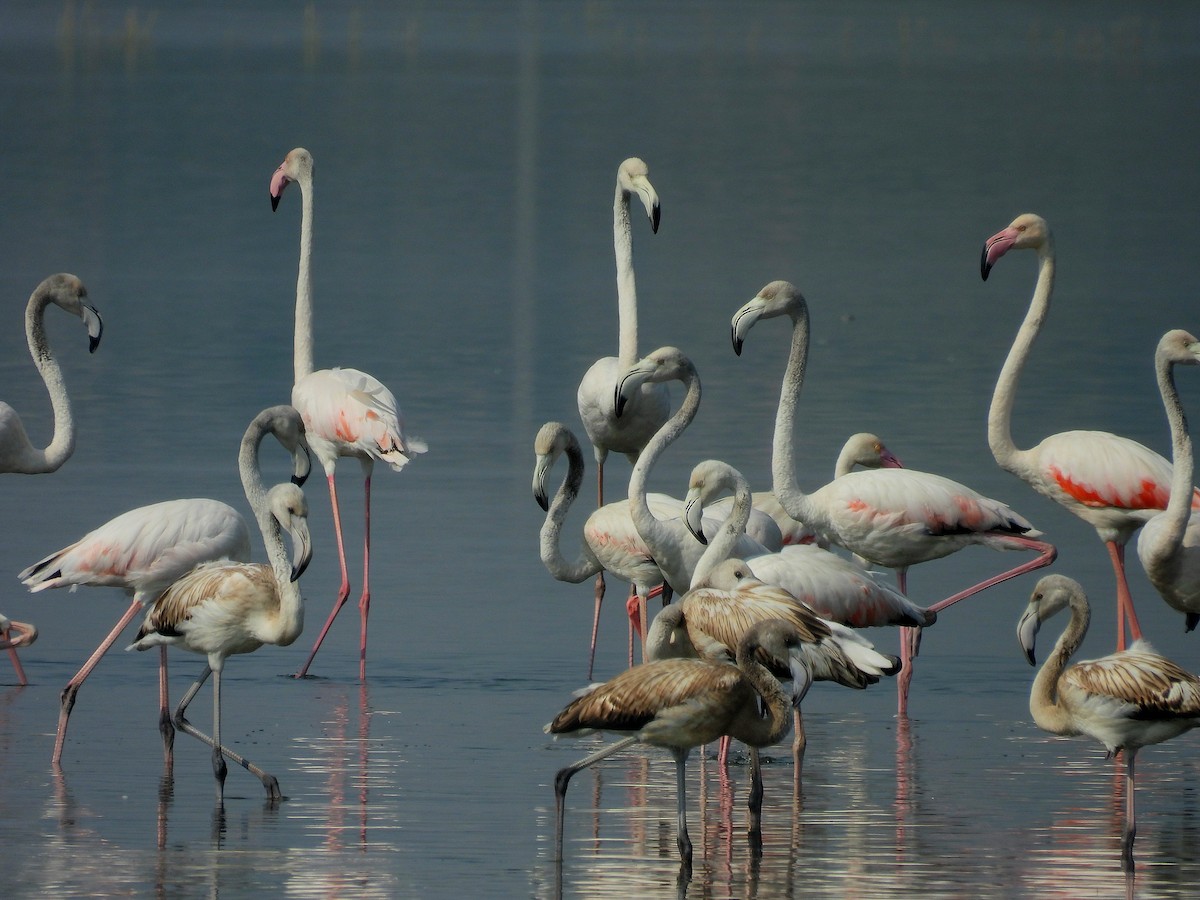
[1017,604,1041,666]
[289,518,313,581]
[683,495,707,545]
[981,227,1018,281]
[533,459,551,511]
[82,304,104,353]
[731,298,766,356]
[788,651,813,707]
[270,165,291,212]
[880,447,903,468]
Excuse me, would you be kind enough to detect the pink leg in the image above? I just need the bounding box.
[0,622,30,686]
[295,472,353,678]
[588,574,606,680]
[357,471,372,681]
[1107,541,1142,651]
[925,537,1058,615]
[53,598,145,767]
[894,570,914,718]
[159,646,174,773]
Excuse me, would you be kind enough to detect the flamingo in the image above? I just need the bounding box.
[1017,573,1200,871]
[0,614,37,686]
[270,147,428,680]
[21,406,310,768]
[1136,330,1200,629]
[981,213,1199,651]
[732,279,1056,716]
[0,274,102,475]
[546,617,811,868]
[614,347,780,638]
[126,407,315,802]
[533,422,780,674]
[575,157,670,669]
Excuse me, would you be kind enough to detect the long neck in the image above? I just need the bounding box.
[1029,598,1088,737]
[293,173,315,383]
[239,421,303,640]
[628,368,701,591]
[690,470,754,587]
[613,183,638,365]
[540,435,603,583]
[988,239,1055,474]
[733,642,794,747]
[1154,353,1195,547]
[22,290,74,473]
[770,308,815,524]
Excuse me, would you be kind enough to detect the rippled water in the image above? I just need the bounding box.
[3,2,1200,898]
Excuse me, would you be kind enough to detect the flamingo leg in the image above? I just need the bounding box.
[588,573,606,680]
[672,746,694,870]
[1107,541,1142,651]
[925,536,1058,615]
[357,470,372,681]
[174,664,281,800]
[553,735,639,861]
[1121,750,1138,872]
[894,569,914,718]
[53,598,144,766]
[0,621,31,686]
[294,472,352,678]
[158,646,174,773]
[747,746,764,856]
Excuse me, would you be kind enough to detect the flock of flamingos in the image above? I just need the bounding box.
[2,152,1199,874]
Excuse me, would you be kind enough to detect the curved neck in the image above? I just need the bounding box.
[690,470,754,587]
[628,367,702,590]
[22,289,74,473]
[614,182,638,365]
[1029,597,1087,737]
[293,172,315,383]
[988,240,1055,473]
[1155,352,1195,545]
[734,640,793,746]
[540,431,603,582]
[239,419,302,636]
[769,307,815,524]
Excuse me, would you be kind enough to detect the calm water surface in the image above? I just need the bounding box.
[3,3,1200,897]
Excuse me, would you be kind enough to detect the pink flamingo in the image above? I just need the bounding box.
[1018,574,1200,871]
[1136,330,1200,629]
[733,280,1056,716]
[982,213,1198,650]
[21,406,310,767]
[270,147,428,680]
[0,614,37,685]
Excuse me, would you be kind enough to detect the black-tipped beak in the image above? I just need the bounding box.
[271,193,281,212]
[650,203,661,234]
[980,243,992,281]
[732,327,743,357]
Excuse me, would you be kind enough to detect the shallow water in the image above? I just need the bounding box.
[3,2,1200,898]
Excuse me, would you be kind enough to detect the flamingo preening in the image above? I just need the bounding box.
[982,213,1198,651]
[270,147,427,680]
[1018,574,1200,871]
[127,406,315,802]
[733,279,1056,715]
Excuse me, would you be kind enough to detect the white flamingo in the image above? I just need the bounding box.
[21,405,310,767]
[0,273,102,475]
[127,408,315,802]
[533,422,780,674]
[546,618,811,868]
[575,157,670,666]
[0,614,37,686]
[270,147,427,680]
[733,279,1056,716]
[1018,574,1200,871]
[982,213,1198,651]
[1136,330,1200,629]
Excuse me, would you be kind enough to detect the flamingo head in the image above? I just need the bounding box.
[1017,573,1085,666]
[38,274,103,353]
[532,422,575,512]
[731,280,806,355]
[617,157,661,234]
[614,346,695,417]
[738,618,815,708]
[270,147,313,211]
[267,483,313,581]
[1157,329,1200,369]
[981,213,1051,280]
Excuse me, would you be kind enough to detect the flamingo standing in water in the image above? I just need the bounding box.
[1017,574,1200,871]
[270,147,427,680]
[732,280,1056,715]
[982,213,1199,651]
[1136,330,1200,629]
[575,158,670,668]
[21,406,311,767]
[546,618,811,869]
[127,407,315,802]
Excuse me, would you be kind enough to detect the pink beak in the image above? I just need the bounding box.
[981,226,1018,280]
[270,165,292,211]
[880,448,903,468]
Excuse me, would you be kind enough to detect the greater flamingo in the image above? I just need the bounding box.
[1136,330,1200,629]
[1018,573,1200,871]
[614,347,780,637]
[127,407,315,802]
[21,406,310,768]
[575,157,670,666]
[733,279,1056,715]
[546,618,810,868]
[982,213,1199,651]
[270,147,427,680]
[0,274,102,475]
[0,614,37,686]
[533,422,780,674]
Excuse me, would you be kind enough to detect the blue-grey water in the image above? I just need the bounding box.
[3,2,1200,897]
